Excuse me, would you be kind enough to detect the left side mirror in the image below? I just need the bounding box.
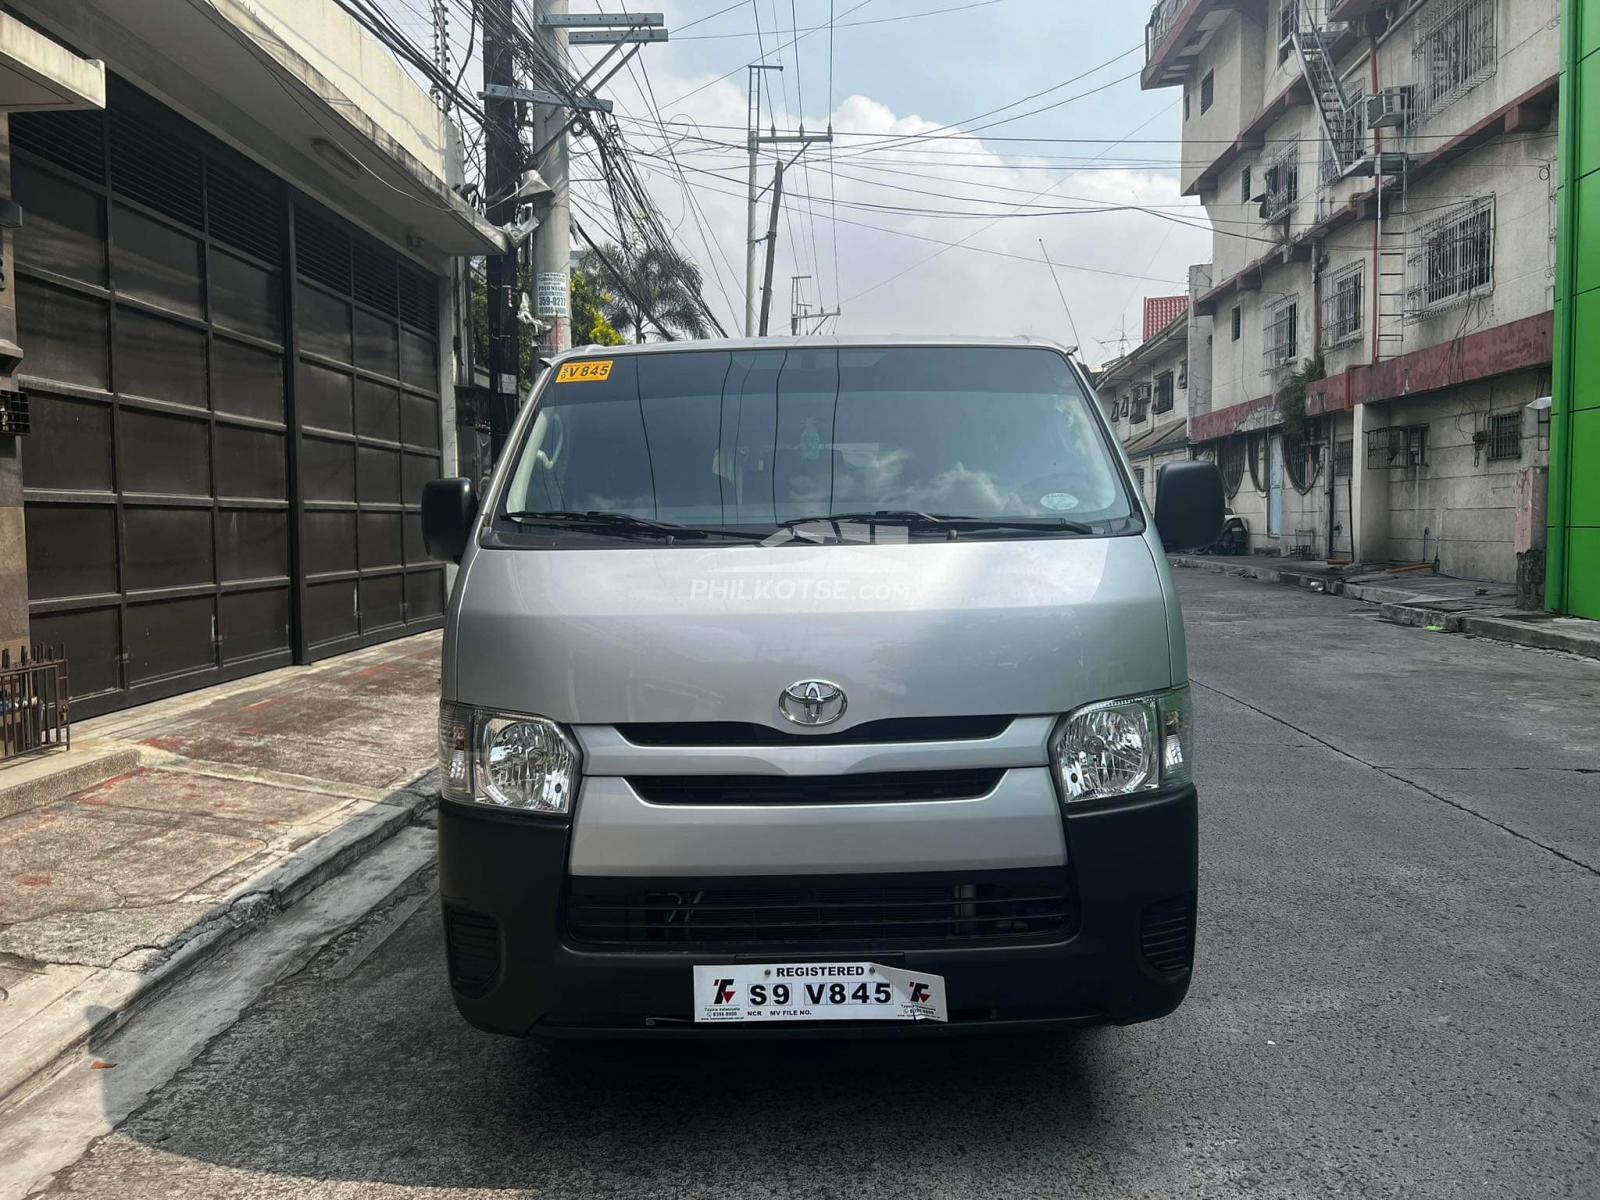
[421,477,478,563]
[1153,460,1225,553]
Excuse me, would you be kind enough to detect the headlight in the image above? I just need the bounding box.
[1049,685,1193,803]
[438,702,581,815]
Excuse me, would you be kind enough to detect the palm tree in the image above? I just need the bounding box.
[578,242,714,342]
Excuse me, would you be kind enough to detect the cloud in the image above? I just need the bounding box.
[580,57,1210,365]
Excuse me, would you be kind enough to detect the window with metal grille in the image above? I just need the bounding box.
[1334,438,1353,478]
[1263,300,1298,367]
[1260,143,1299,222]
[1247,432,1269,493]
[1231,305,1242,341]
[1322,262,1364,347]
[1133,465,1146,492]
[1486,411,1521,461]
[1218,436,1246,496]
[1284,429,1322,493]
[1366,425,1428,470]
[1414,0,1496,122]
[1200,71,1214,113]
[1154,371,1175,414]
[1241,166,1252,205]
[1407,197,1493,319]
[1278,0,1297,61]
[1131,383,1150,423]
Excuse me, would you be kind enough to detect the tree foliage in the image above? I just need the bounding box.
[578,242,713,342]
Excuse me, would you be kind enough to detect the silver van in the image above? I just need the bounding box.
[422,337,1223,1037]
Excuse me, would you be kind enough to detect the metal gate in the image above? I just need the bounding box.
[290,206,445,661]
[11,80,445,717]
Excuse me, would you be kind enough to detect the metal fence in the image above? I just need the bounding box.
[0,646,70,764]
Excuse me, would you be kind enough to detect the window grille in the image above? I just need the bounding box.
[1334,438,1353,478]
[1241,167,1252,205]
[1486,411,1521,462]
[1231,305,1242,341]
[1263,300,1298,368]
[1278,0,1297,61]
[1218,437,1246,496]
[1154,371,1175,414]
[1413,0,1496,123]
[1406,197,1493,320]
[1200,71,1214,113]
[1133,466,1146,492]
[1260,143,1299,222]
[0,390,29,436]
[1322,262,1364,347]
[1366,425,1428,470]
[1247,432,1270,493]
[1284,429,1322,494]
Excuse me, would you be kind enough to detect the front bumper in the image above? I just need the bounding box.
[437,785,1198,1037]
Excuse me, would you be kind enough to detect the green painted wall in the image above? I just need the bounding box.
[1550,0,1600,617]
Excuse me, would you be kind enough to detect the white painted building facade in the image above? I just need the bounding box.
[1144,0,1558,581]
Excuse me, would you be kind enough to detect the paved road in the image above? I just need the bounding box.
[19,571,1600,1198]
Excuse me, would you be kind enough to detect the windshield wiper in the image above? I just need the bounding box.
[502,510,764,542]
[781,510,1097,537]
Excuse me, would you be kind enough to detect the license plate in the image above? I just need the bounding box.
[692,962,948,1024]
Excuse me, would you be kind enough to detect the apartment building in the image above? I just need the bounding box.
[1097,292,1208,510]
[1144,0,1559,580]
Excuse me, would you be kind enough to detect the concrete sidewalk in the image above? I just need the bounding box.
[0,634,442,1107]
[1171,555,1600,660]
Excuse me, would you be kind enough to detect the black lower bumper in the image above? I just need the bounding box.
[437,785,1198,1037]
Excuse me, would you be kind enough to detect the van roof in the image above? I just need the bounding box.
[550,334,1077,361]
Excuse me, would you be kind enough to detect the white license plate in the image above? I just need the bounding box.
[692,962,948,1024]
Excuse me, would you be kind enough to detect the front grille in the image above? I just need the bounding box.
[1139,893,1196,978]
[566,869,1074,949]
[628,769,1002,805]
[443,906,501,998]
[615,715,1013,746]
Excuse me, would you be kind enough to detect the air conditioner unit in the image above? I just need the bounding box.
[1365,87,1412,129]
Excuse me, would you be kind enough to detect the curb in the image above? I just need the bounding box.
[1169,555,1600,662]
[0,744,143,821]
[0,775,437,1110]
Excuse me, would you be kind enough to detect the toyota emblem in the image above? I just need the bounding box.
[778,679,848,727]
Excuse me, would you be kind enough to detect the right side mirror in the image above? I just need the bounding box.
[421,477,478,563]
[1153,460,1225,553]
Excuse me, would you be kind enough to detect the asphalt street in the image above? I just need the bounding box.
[17,570,1600,1198]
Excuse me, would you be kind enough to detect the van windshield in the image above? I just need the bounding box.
[496,346,1136,543]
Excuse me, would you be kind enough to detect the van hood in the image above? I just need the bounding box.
[446,536,1173,729]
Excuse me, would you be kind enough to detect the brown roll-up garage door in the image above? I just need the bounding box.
[11,80,446,717]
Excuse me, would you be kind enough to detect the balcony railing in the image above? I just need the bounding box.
[1147,0,1182,64]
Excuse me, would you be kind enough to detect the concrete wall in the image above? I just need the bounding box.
[0,112,22,656]
[220,0,453,182]
[1374,367,1550,579]
[1181,10,1267,196]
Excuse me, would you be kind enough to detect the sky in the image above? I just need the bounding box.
[387,0,1213,367]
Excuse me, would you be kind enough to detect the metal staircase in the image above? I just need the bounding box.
[1290,0,1360,176]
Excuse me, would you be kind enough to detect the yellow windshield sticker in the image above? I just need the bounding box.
[556,360,614,384]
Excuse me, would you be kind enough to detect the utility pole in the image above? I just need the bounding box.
[744,64,830,336]
[529,0,572,359]
[758,160,784,336]
[482,0,519,453]
[789,274,840,336]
